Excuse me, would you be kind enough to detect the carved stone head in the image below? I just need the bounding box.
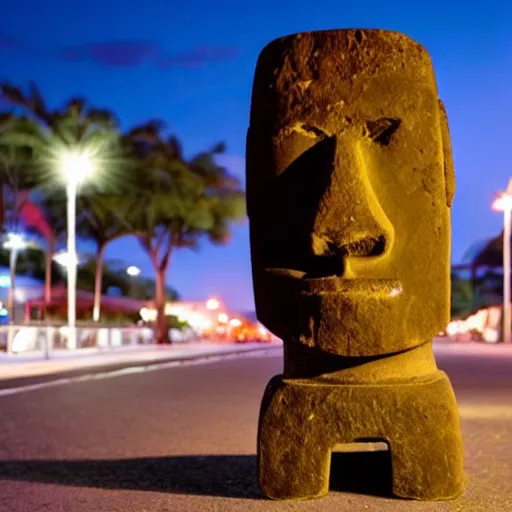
[247,29,455,357]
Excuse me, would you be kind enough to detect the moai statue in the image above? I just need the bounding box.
[246,29,464,501]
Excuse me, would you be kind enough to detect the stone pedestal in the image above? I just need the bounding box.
[258,370,464,500]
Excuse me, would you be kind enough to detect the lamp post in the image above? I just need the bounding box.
[58,150,94,350]
[492,178,512,343]
[3,233,27,323]
[126,265,141,298]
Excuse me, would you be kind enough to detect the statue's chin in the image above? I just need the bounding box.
[257,289,443,357]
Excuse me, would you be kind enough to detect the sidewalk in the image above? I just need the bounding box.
[0,341,283,382]
[1,337,508,383]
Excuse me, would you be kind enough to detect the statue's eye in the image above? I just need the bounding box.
[273,123,330,176]
[365,118,401,146]
[277,123,329,140]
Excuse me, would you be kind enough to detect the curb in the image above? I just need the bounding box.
[0,344,282,392]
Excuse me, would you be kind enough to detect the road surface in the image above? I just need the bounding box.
[0,343,511,511]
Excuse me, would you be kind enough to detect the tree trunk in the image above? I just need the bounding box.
[92,243,106,322]
[7,247,18,323]
[44,236,55,309]
[155,268,169,344]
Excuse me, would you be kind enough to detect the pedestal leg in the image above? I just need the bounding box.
[258,376,331,500]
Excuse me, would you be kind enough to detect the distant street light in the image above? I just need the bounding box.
[53,251,80,269]
[126,265,141,277]
[206,298,220,311]
[492,177,512,343]
[218,313,229,324]
[229,318,243,328]
[126,266,141,298]
[58,149,94,349]
[3,233,28,323]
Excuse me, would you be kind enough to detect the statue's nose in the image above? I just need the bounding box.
[305,136,394,278]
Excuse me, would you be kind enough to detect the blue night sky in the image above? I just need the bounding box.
[1,0,511,311]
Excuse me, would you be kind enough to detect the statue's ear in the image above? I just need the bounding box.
[438,100,456,207]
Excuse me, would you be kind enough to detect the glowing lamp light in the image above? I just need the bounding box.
[229,318,243,328]
[3,233,27,251]
[206,298,220,310]
[445,321,459,337]
[59,149,94,185]
[492,193,512,212]
[126,265,141,277]
[218,313,229,324]
[53,251,80,268]
[258,325,269,336]
[139,307,156,322]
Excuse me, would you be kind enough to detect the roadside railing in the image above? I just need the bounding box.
[0,324,156,358]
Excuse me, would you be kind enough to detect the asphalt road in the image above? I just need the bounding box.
[0,343,511,512]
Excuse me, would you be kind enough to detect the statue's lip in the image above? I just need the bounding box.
[264,268,402,296]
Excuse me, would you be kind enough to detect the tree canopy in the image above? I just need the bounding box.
[0,81,245,336]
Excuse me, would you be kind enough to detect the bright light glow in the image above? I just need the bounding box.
[139,304,214,331]
[53,251,79,268]
[229,318,243,328]
[206,298,220,310]
[59,149,94,185]
[3,233,27,250]
[445,305,502,342]
[12,327,38,353]
[258,325,268,336]
[482,328,500,343]
[126,265,141,277]
[218,313,229,324]
[0,276,10,288]
[389,286,403,297]
[139,307,155,322]
[492,193,512,212]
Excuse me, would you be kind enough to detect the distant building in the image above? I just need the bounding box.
[25,286,144,321]
[0,266,45,322]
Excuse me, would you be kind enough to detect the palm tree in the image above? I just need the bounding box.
[0,81,125,309]
[122,122,245,343]
[0,112,16,230]
[77,193,136,321]
[0,113,40,233]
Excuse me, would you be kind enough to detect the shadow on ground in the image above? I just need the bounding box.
[0,452,393,499]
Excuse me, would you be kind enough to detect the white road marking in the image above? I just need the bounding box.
[0,347,282,398]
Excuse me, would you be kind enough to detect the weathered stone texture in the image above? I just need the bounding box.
[247,28,464,501]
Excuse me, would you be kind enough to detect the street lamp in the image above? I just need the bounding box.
[126,265,141,277]
[126,266,141,298]
[3,233,27,323]
[53,251,80,269]
[58,149,94,349]
[492,178,512,343]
